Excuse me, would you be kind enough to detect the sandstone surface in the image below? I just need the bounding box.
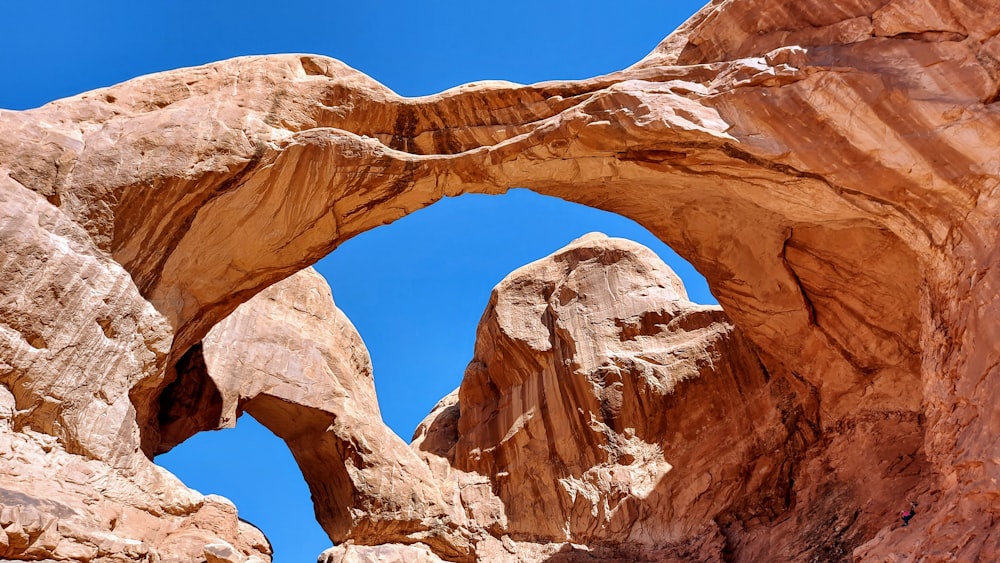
[193,232,930,561]
[0,171,270,560]
[442,233,806,552]
[200,268,472,560]
[0,0,997,560]
[404,233,926,561]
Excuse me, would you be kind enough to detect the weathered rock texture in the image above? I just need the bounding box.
[199,268,473,560]
[0,168,271,560]
[406,233,817,561]
[219,237,813,562]
[446,234,807,552]
[279,232,925,562]
[0,0,998,560]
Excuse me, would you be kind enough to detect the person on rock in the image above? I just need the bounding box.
[901,501,918,527]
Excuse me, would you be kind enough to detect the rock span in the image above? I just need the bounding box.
[0,0,998,560]
[200,269,472,560]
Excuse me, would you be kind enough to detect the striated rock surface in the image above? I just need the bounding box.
[0,0,997,560]
[443,233,803,552]
[318,543,445,563]
[404,233,924,561]
[327,232,924,561]
[200,268,473,560]
[0,176,271,560]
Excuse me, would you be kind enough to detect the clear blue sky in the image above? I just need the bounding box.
[2,2,711,561]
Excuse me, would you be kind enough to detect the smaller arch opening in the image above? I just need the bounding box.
[156,415,329,563]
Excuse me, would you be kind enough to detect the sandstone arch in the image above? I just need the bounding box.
[1,0,998,560]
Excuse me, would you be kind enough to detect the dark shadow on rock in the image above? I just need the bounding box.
[153,343,223,455]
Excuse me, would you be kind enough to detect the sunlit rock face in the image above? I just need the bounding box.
[0,172,271,562]
[447,234,785,545]
[1,0,998,560]
[413,233,808,559]
[405,233,926,562]
[200,269,473,561]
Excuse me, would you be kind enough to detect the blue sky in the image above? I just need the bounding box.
[3,1,711,561]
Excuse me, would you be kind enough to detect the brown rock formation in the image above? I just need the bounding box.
[402,232,922,561]
[0,0,997,560]
[442,233,805,552]
[199,268,473,559]
[196,233,926,561]
[0,169,271,560]
[319,542,445,563]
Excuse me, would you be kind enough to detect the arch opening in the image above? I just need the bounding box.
[314,188,717,439]
[154,188,720,561]
[156,416,325,563]
[151,183,928,562]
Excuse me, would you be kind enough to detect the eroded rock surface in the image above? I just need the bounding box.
[0,0,998,560]
[206,234,925,561]
[200,268,473,560]
[0,176,270,561]
[210,235,840,561]
[405,233,925,561]
[443,234,802,551]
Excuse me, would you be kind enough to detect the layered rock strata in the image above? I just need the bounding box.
[0,0,997,560]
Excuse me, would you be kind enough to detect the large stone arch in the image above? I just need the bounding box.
[1,0,997,560]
